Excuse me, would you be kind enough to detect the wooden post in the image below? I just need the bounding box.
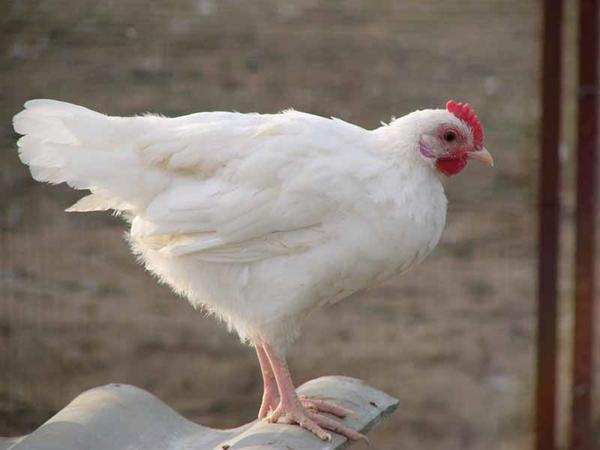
[570,1,598,449]
[536,1,564,450]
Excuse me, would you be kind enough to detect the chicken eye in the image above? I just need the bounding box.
[443,130,457,142]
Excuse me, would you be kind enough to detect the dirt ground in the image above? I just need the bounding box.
[1,1,597,449]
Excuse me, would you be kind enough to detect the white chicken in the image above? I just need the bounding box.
[13,99,492,442]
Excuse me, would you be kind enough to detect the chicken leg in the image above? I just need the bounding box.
[258,343,366,442]
[256,345,279,419]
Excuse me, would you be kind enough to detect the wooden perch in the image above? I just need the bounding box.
[0,376,398,450]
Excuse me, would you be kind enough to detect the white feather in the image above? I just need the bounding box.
[13,100,454,352]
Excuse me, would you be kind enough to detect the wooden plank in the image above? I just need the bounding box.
[0,376,398,450]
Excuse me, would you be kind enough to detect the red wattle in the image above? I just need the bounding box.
[435,157,468,176]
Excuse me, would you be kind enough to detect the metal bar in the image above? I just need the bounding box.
[570,1,599,449]
[535,1,564,450]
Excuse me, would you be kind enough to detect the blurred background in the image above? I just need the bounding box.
[0,1,597,449]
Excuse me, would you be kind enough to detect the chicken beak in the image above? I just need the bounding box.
[467,147,494,167]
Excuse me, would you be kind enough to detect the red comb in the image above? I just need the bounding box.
[446,100,484,150]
